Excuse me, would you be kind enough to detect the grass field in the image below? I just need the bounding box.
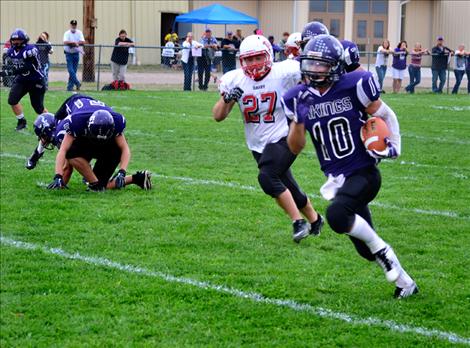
[1,89,469,347]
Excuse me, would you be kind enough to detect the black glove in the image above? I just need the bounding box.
[87,181,105,192]
[47,174,68,189]
[112,169,126,189]
[223,87,244,104]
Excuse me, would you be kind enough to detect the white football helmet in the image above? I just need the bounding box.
[239,35,273,80]
[285,32,301,57]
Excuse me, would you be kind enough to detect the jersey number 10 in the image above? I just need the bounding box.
[242,92,278,124]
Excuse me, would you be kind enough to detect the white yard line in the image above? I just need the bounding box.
[1,152,468,219]
[1,236,468,345]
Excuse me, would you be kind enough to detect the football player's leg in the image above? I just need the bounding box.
[29,82,47,115]
[8,82,29,130]
[66,138,97,185]
[94,143,121,189]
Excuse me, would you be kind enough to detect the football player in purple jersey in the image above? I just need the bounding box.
[340,40,362,73]
[285,35,418,299]
[46,94,152,191]
[0,29,47,131]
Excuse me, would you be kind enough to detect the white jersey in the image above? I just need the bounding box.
[219,59,301,153]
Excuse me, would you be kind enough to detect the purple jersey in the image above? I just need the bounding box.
[291,70,380,177]
[53,116,72,149]
[63,96,126,138]
[6,44,44,82]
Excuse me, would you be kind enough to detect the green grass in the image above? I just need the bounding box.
[1,89,469,347]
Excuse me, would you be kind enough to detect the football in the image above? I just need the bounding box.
[360,117,390,151]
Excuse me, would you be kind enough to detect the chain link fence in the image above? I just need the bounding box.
[1,43,468,94]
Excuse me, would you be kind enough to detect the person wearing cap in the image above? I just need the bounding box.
[221,31,238,74]
[63,20,85,91]
[431,36,453,93]
[198,29,219,91]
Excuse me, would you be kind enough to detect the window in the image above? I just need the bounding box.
[373,44,380,53]
[357,20,367,38]
[354,0,369,13]
[328,0,344,13]
[330,19,340,37]
[313,18,324,23]
[310,0,327,12]
[357,44,366,57]
[372,0,388,14]
[374,21,384,38]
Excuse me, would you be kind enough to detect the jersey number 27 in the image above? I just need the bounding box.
[242,92,277,124]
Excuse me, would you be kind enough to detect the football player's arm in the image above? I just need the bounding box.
[287,122,306,155]
[55,133,74,176]
[365,99,401,156]
[212,96,235,122]
[115,134,131,171]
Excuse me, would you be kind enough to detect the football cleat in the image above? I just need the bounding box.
[87,182,105,192]
[15,118,27,131]
[374,246,400,282]
[309,214,324,237]
[293,219,310,243]
[133,170,152,190]
[394,282,419,299]
[25,149,44,170]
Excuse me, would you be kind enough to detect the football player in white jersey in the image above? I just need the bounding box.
[285,32,302,59]
[212,35,323,242]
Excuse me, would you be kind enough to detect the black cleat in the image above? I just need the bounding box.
[309,214,324,237]
[15,118,27,131]
[87,182,105,192]
[293,219,309,243]
[25,150,44,170]
[394,282,419,299]
[133,170,152,190]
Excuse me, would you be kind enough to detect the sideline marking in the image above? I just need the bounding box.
[1,236,469,345]
[1,152,469,220]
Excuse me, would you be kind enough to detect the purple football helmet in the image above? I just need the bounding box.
[10,28,29,48]
[300,21,329,49]
[33,113,56,146]
[88,110,115,140]
[300,34,344,88]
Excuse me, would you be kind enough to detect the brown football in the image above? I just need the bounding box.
[360,117,390,151]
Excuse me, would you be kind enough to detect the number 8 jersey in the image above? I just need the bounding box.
[218,59,301,153]
[284,70,380,177]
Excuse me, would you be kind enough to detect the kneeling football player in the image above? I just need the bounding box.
[47,94,152,191]
[286,35,418,298]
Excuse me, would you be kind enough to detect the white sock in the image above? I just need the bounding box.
[37,142,45,154]
[16,114,25,120]
[347,214,386,254]
[390,252,415,288]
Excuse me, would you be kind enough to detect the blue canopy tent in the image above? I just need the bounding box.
[175,4,259,26]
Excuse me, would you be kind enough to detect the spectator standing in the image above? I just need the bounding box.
[392,40,408,93]
[110,30,134,82]
[375,39,391,93]
[405,43,428,94]
[268,36,282,62]
[63,19,85,91]
[234,28,244,42]
[431,36,453,93]
[198,29,218,91]
[452,44,466,94]
[36,32,53,89]
[181,32,201,91]
[162,37,175,68]
[221,31,238,74]
[278,32,290,61]
[466,53,470,94]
